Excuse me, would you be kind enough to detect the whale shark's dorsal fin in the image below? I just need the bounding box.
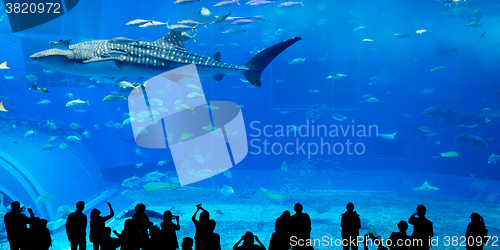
[212,52,222,62]
[155,31,185,51]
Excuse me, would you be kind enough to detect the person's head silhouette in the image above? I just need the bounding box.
[164,210,173,220]
[471,213,481,222]
[294,203,303,213]
[200,210,209,221]
[135,203,146,213]
[182,237,194,249]
[76,201,85,211]
[346,202,354,212]
[397,220,408,232]
[416,204,426,216]
[91,208,101,218]
[243,231,254,245]
[10,201,20,212]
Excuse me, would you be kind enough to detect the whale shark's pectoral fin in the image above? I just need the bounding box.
[82,58,121,71]
[213,74,225,82]
[155,31,185,51]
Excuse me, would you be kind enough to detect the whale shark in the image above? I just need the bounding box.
[30,31,301,87]
[433,108,500,130]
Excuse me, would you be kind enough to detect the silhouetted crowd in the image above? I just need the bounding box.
[3,200,490,250]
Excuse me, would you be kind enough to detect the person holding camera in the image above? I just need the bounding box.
[233,231,266,250]
[161,210,181,250]
[192,204,210,250]
[90,202,114,250]
[4,201,35,250]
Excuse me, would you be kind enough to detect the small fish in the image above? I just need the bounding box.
[109,36,141,44]
[416,29,431,34]
[126,19,152,26]
[330,113,347,121]
[114,123,124,129]
[223,169,233,178]
[36,192,56,203]
[67,135,81,142]
[48,136,57,143]
[394,33,411,38]
[158,160,168,166]
[174,0,201,5]
[121,176,142,187]
[353,26,366,32]
[24,130,36,137]
[274,28,287,36]
[59,143,68,149]
[308,89,321,93]
[66,99,89,107]
[480,32,486,38]
[440,151,459,157]
[82,131,91,138]
[103,93,127,102]
[143,170,165,182]
[421,88,439,93]
[3,75,16,79]
[40,144,54,150]
[37,100,52,104]
[70,123,81,130]
[219,185,234,196]
[186,84,201,91]
[135,163,144,168]
[214,0,240,7]
[288,58,305,64]
[277,1,304,7]
[327,73,346,79]
[211,10,232,24]
[362,38,376,43]
[430,66,444,72]
[179,131,194,141]
[316,19,327,25]
[488,153,500,164]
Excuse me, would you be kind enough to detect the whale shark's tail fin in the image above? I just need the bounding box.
[242,37,301,87]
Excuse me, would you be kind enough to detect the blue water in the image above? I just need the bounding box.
[0,0,500,248]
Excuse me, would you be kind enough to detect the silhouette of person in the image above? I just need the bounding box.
[362,233,388,250]
[161,210,180,250]
[182,237,194,250]
[132,203,152,241]
[388,221,411,250]
[114,219,143,250]
[4,201,34,250]
[66,201,88,250]
[341,202,361,250]
[100,227,120,250]
[206,219,221,250]
[234,232,266,250]
[408,205,433,250]
[90,202,114,250]
[144,226,162,250]
[465,213,488,250]
[26,217,52,250]
[269,210,291,250]
[192,204,210,250]
[290,203,313,250]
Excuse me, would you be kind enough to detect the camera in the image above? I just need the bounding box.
[196,204,202,208]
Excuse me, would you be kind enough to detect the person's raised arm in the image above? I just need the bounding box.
[104,202,114,221]
[233,236,244,250]
[255,235,266,250]
[175,216,180,230]
[192,207,199,224]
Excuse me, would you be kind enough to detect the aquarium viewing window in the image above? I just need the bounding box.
[0,0,499,250]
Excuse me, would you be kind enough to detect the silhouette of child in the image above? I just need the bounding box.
[465,213,488,250]
[233,231,266,250]
[182,237,194,250]
[100,227,120,250]
[388,221,411,250]
[341,202,361,250]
